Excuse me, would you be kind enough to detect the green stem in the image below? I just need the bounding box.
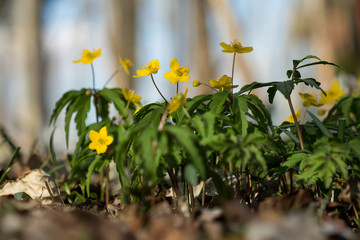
[150,74,168,103]
[91,63,96,91]
[231,52,236,95]
[91,63,99,122]
[103,68,120,88]
[288,67,305,150]
[176,82,179,94]
[201,83,219,92]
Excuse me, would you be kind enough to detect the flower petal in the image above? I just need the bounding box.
[169,58,180,71]
[99,126,108,138]
[106,136,114,145]
[210,79,220,89]
[89,130,99,141]
[96,145,107,154]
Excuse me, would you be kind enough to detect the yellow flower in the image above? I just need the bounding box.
[284,109,301,124]
[319,81,344,104]
[133,59,161,77]
[168,88,188,114]
[220,40,253,53]
[74,49,101,64]
[164,58,190,84]
[89,126,113,154]
[119,57,133,75]
[209,75,238,91]
[122,88,142,106]
[299,92,323,107]
[193,80,201,87]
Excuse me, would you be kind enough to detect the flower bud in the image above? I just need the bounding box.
[193,80,200,87]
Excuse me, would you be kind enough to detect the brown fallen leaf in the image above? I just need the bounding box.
[0,169,59,204]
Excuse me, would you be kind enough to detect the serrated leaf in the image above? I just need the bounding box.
[239,82,275,94]
[165,126,206,179]
[233,96,248,135]
[64,94,91,148]
[349,137,360,158]
[49,90,84,125]
[267,86,277,104]
[282,152,309,169]
[294,78,326,95]
[297,60,340,69]
[276,80,294,100]
[209,91,229,114]
[98,88,127,117]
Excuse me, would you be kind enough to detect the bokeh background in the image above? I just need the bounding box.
[0,0,359,159]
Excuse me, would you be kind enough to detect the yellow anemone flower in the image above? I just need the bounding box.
[283,109,301,124]
[220,40,253,53]
[133,59,161,77]
[89,126,113,154]
[210,75,238,91]
[74,49,101,64]
[193,80,201,87]
[168,88,188,114]
[119,57,133,75]
[299,92,323,107]
[319,81,344,105]
[164,58,190,84]
[122,88,142,106]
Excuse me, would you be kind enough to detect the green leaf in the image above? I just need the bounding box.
[209,91,229,114]
[297,60,340,70]
[239,82,275,94]
[208,170,228,200]
[233,96,248,135]
[184,164,198,185]
[64,94,91,148]
[0,147,20,185]
[165,125,206,179]
[276,80,294,100]
[308,111,334,138]
[49,90,84,125]
[133,127,158,183]
[267,86,277,104]
[98,88,127,117]
[282,151,309,169]
[294,78,326,96]
[86,156,102,198]
[349,137,360,158]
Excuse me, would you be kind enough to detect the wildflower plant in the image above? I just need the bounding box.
[49,41,360,216]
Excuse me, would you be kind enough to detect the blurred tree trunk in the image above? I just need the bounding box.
[10,0,43,150]
[105,0,136,89]
[190,0,214,95]
[207,0,254,86]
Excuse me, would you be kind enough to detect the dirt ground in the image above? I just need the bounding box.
[0,188,358,240]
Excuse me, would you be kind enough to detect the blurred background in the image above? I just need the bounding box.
[0,0,359,160]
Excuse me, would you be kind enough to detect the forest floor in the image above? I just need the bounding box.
[0,186,359,240]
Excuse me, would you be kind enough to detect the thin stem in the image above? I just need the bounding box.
[103,68,120,88]
[231,52,236,95]
[201,83,219,92]
[91,63,99,122]
[289,67,305,150]
[150,74,168,103]
[176,82,179,94]
[91,63,96,91]
[288,97,305,150]
[105,166,110,207]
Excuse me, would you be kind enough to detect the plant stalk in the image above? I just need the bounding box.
[151,74,168,103]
